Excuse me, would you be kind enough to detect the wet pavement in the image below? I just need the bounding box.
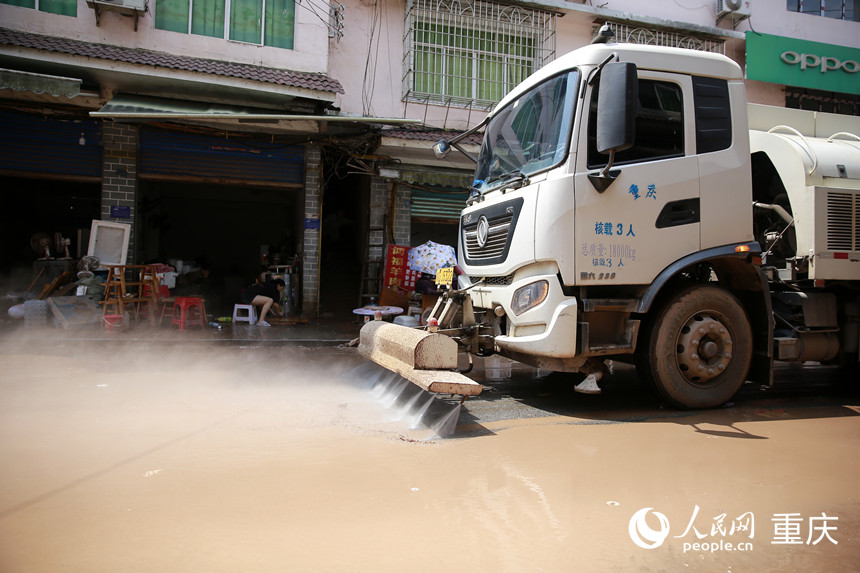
[0,320,858,572]
[0,314,361,346]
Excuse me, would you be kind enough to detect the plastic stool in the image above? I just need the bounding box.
[171,297,206,330]
[232,303,256,325]
[393,315,419,327]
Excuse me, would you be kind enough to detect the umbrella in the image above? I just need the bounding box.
[407,241,456,275]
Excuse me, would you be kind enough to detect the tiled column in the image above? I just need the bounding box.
[302,145,322,318]
[101,121,139,262]
[392,183,412,247]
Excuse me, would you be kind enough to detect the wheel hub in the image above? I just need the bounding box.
[675,314,732,384]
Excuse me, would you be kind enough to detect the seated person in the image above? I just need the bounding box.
[239,278,285,326]
[414,273,438,295]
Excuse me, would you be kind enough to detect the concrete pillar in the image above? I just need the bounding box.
[302,145,322,318]
[393,183,412,247]
[101,121,139,263]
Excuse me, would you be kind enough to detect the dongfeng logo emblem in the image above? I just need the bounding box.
[476,216,490,248]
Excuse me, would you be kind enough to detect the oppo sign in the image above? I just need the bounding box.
[780,51,860,74]
[747,32,860,95]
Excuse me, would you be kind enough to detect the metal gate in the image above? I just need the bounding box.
[0,110,102,180]
[139,127,305,187]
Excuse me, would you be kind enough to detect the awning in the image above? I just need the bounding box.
[0,68,81,98]
[91,94,421,125]
[398,166,474,189]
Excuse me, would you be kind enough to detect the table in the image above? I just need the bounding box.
[352,305,403,320]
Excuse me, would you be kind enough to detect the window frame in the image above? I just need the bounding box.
[786,0,857,20]
[403,0,557,109]
[154,0,295,49]
[474,70,580,192]
[0,0,76,16]
[587,76,687,170]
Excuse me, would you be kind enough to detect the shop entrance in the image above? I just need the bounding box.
[319,173,366,319]
[137,181,301,316]
[0,175,100,290]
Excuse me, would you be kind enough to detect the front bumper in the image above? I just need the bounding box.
[465,269,579,360]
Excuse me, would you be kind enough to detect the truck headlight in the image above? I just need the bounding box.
[511,280,549,316]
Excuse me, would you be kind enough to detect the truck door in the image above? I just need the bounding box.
[573,72,699,287]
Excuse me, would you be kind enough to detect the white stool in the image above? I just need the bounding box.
[232,304,256,324]
[393,315,420,327]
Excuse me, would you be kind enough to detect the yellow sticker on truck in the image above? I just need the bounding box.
[435,267,454,287]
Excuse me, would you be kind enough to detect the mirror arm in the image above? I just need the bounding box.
[600,149,616,178]
[451,141,479,163]
[433,117,488,160]
[588,149,620,193]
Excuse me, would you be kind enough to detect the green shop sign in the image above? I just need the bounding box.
[746,32,860,95]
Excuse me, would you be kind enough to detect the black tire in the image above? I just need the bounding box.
[635,284,753,409]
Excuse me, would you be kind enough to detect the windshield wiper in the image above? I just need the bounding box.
[493,170,531,193]
[469,170,531,205]
[466,180,484,205]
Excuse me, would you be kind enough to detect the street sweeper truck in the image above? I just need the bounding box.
[358,41,860,409]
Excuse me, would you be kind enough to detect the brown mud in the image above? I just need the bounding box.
[0,344,857,572]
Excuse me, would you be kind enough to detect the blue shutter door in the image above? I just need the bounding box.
[139,127,304,187]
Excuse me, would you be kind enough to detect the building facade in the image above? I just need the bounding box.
[331,0,858,304]
[1,0,857,318]
[0,0,357,316]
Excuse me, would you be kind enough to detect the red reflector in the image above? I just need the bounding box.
[814,279,826,288]
[834,252,849,259]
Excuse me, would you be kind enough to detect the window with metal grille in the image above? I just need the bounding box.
[787,0,858,20]
[403,0,556,109]
[592,22,726,54]
[786,88,860,116]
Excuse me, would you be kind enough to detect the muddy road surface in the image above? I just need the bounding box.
[1,340,858,572]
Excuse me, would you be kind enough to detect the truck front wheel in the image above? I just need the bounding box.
[636,284,753,409]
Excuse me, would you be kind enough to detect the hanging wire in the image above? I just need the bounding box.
[362,0,383,116]
[295,0,343,39]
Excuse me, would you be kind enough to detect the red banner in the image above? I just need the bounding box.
[383,245,419,292]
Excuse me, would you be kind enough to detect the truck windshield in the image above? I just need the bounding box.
[474,70,579,192]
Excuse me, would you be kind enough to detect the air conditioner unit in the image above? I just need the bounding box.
[115,0,146,9]
[717,0,752,18]
[95,0,146,10]
[86,0,147,29]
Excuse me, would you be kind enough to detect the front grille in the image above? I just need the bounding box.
[826,190,859,250]
[469,273,516,287]
[461,197,524,266]
[464,214,513,260]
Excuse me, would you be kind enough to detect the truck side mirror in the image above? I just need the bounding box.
[597,62,638,154]
[590,61,638,192]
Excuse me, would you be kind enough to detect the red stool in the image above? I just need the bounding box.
[171,297,206,330]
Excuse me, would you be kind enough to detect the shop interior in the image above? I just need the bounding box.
[0,173,310,328]
[136,180,304,317]
[1,168,460,330]
[0,175,100,289]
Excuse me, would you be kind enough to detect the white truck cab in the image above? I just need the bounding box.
[459,45,758,375]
